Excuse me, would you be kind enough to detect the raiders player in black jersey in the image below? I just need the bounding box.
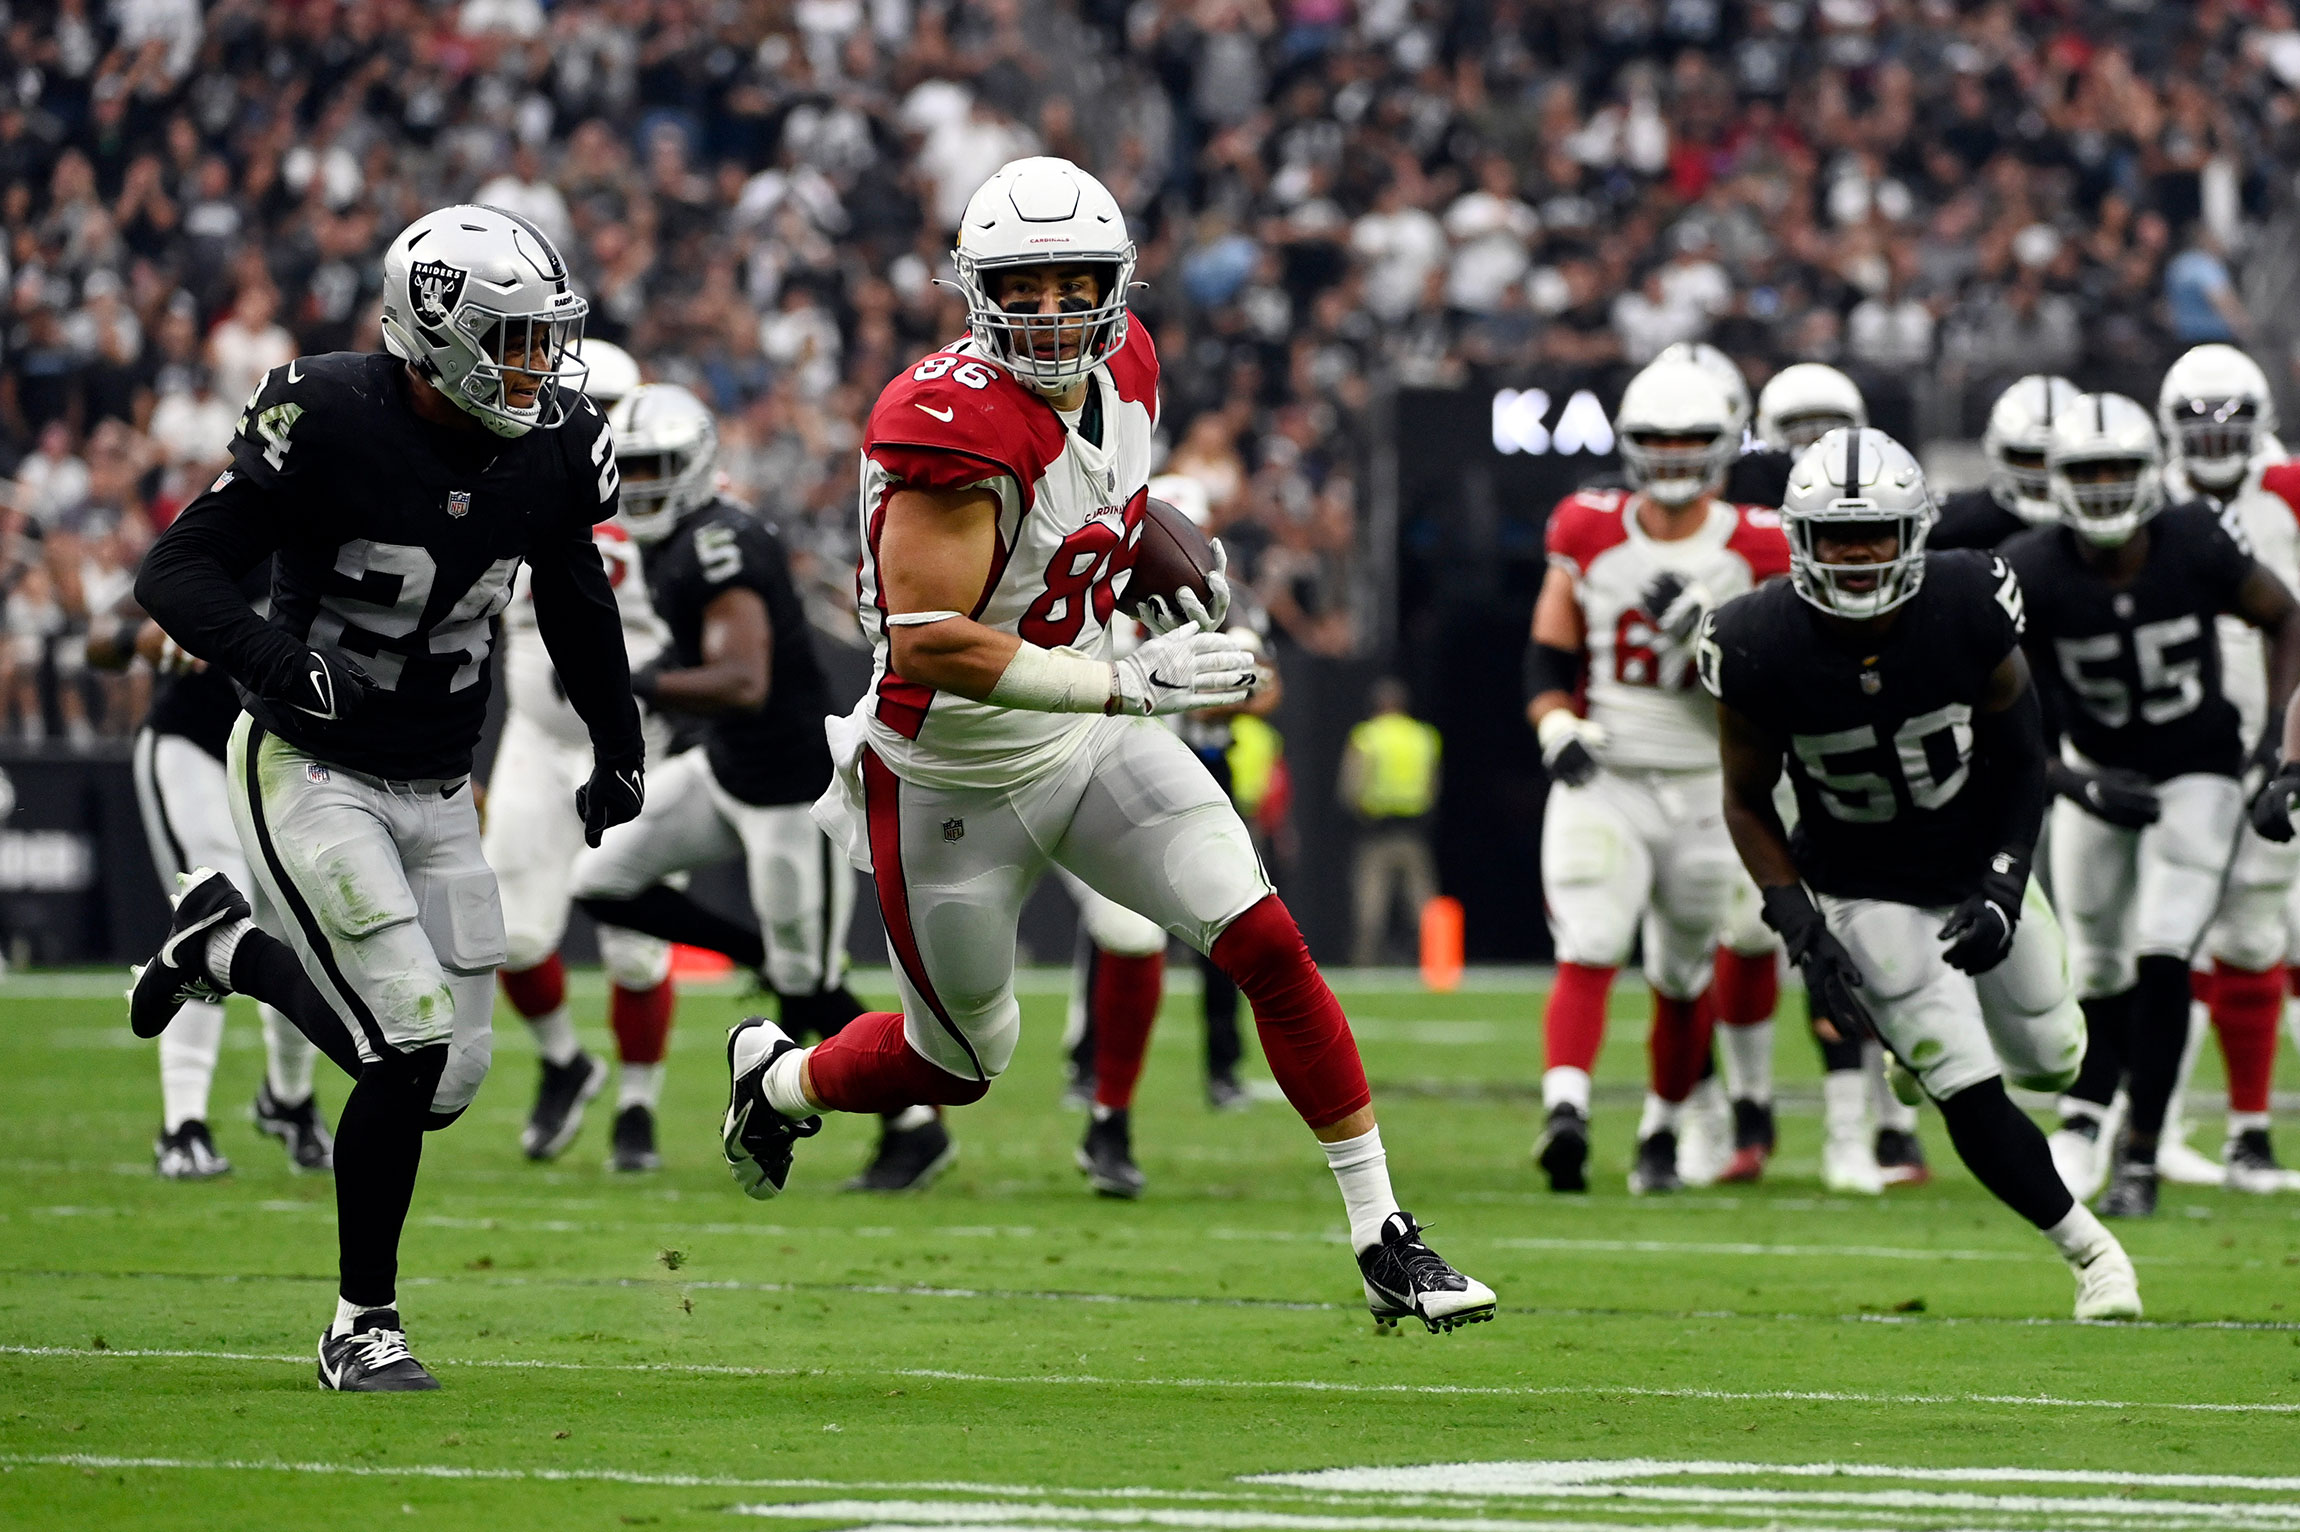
[126,205,646,1390]
[565,385,951,1189]
[1702,426,2142,1319]
[88,584,330,1178]
[2003,392,2300,1219]
[1929,376,2082,553]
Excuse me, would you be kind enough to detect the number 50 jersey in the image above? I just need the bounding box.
[1699,550,2028,907]
[850,323,1160,790]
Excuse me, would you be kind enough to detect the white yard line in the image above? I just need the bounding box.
[6,1345,2296,1413]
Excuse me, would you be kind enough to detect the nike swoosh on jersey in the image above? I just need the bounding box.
[915,403,955,422]
[287,359,304,384]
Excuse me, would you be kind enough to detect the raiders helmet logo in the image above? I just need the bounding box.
[408,259,467,334]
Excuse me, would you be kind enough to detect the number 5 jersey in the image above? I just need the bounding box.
[849,322,1161,789]
[1700,549,2027,907]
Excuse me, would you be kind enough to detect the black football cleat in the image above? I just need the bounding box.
[1534,1102,1589,1192]
[521,1050,607,1161]
[845,1107,958,1192]
[317,1308,438,1392]
[1076,1108,1146,1198]
[254,1082,333,1173]
[607,1103,661,1173]
[154,1120,231,1180]
[723,1018,820,1199]
[1875,1126,1932,1187]
[1628,1127,1682,1194]
[128,867,248,1038]
[2098,1152,2159,1218]
[1205,1072,1252,1112]
[1719,1099,1775,1184]
[1358,1211,1496,1333]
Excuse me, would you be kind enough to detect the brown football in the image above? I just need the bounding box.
[1116,497,1216,619]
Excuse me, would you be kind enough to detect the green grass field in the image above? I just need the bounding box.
[3,967,2298,1531]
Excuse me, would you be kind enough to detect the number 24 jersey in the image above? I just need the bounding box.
[1699,550,2027,907]
[851,321,1161,790]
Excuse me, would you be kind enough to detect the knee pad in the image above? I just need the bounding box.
[1081,894,1168,957]
[597,924,673,990]
[2068,940,2137,1001]
[428,1028,493,1119]
[501,922,559,975]
[1641,916,1718,1002]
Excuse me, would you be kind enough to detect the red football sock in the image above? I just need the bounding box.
[2210,960,2281,1115]
[1209,895,1369,1130]
[1091,951,1165,1110]
[1648,991,1714,1104]
[1543,962,1615,1074]
[498,953,565,1020]
[807,1010,989,1112]
[610,979,675,1066]
[1712,947,1779,1027]
[2189,966,2218,1008]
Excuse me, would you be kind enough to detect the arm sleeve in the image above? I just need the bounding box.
[132,470,309,700]
[530,520,644,766]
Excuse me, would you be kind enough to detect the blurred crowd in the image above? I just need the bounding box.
[4,0,2299,742]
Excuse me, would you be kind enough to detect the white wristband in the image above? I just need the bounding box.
[986,641,1116,714]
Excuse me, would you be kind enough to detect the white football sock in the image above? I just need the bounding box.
[1321,1125,1400,1253]
[618,1061,664,1111]
[1541,1065,1591,1113]
[2043,1203,2115,1264]
[1821,1069,1869,1139]
[762,1045,818,1118]
[887,1103,937,1131]
[204,916,253,986]
[261,1004,316,1103]
[332,1295,395,1336]
[526,1004,581,1067]
[1636,1092,1681,1139]
[2229,1110,2271,1135]
[158,1000,225,1131]
[1719,1020,1774,1105]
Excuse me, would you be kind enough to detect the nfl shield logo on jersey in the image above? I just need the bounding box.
[446,489,471,519]
[942,818,966,843]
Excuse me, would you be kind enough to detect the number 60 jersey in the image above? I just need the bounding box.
[1699,550,2028,907]
[851,324,1160,790]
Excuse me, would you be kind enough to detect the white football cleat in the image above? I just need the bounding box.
[2223,1128,2291,1194]
[1675,1076,1732,1187]
[2068,1238,2142,1321]
[2048,1114,2108,1202]
[2155,1135,2222,1187]
[1822,1126,1885,1195]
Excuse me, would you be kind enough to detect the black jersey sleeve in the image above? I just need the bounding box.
[1929,488,2027,552]
[530,396,642,766]
[2193,503,2261,611]
[133,466,311,703]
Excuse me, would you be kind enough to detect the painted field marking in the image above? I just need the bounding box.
[1252,1458,2300,1494]
[6,1345,2297,1414]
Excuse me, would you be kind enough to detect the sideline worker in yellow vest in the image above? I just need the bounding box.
[1339,678,1442,965]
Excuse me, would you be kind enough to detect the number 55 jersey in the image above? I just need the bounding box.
[1699,549,2027,907]
[849,325,1160,790]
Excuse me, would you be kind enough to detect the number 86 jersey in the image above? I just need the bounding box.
[1699,550,2027,907]
[850,325,1161,789]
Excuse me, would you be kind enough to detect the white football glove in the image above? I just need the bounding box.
[1135,539,1233,637]
[1112,622,1257,716]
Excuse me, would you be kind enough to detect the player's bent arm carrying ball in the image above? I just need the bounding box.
[1705,427,2142,1320]
[125,204,646,1390]
[718,156,1493,1333]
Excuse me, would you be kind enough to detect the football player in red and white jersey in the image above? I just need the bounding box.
[2154,344,2299,1194]
[714,157,1493,1332]
[1525,354,1791,1195]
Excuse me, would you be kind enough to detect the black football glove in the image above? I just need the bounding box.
[2048,761,2160,830]
[1536,711,1606,788]
[576,756,645,847]
[276,647,376,724]
[1639,571,1712,647]
[2250,761,2300,843]
[1939,850,2027,976]
[1761,883,1873,1042]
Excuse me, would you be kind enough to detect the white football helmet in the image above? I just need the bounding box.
[2158,343,2276,495]
[2048,392,2164,548]
[580,338,641,407]
[1781,427,1936,619]
[1757,363,1867,453]
[1655,340,1752,438]
[1147,472,1212,529]
[1982,374,2081,524]
[608,383,718,543]
[1615,357,1740,508]
[952,157,1137,394]
[380,204,588,438]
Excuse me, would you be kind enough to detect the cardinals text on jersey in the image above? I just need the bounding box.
[1545,488,1792,770]
[850,320,1160,789]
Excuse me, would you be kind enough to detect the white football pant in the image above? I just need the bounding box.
[1817,880,2083,1099]
[2049,766,2242,998]
[1542,766,1738,999]
[483,710,671,990]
